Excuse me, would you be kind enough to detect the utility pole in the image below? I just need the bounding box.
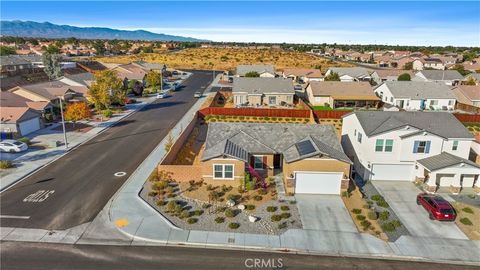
[58,97,68,150]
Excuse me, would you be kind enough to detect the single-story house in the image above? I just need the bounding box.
[60,72,95,87]
[374,81,456,111]
[9,81,88,104]
[0,107,42,137]
[464,73,480,85]
[416,152,480,193]
[133,61,167,73]
[232,77,295,107]
[0,91,52,117]
[324,67,371,82]
[199,122,352,194]
[306,81,379,109]
[370,69,414,84]
[413,58,446,70]
[452,85,480,113]
[236,64,276,77]
[111,63,148,81]
[413,70,463,86]
[282,68,323,83]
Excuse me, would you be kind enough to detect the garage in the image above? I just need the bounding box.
[435,174,455,187]
[295,172,343,194]
[18,117,41,136]
[370,163,414,181]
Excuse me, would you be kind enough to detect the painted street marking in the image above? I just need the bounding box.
[114,172,127,177]
[0,215,30,219]
[23,190,55,203]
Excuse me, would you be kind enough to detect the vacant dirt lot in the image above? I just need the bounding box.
[95,48,352,71]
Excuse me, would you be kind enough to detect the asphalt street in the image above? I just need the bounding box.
[1,242,478,270]
[0,71,214,230]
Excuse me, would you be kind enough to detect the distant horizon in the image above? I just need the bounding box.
[1,1,479,46]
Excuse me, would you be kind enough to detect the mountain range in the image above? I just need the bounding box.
[0,20,205,42]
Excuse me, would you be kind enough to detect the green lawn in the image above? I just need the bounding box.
[311,106,333,111]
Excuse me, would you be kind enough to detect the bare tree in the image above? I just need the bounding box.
[42,53,63,80]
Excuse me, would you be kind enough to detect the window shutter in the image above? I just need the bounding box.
[425,141,431,153]
[262,156,267,169]
[250,156,255,167]
[413,141,419,153]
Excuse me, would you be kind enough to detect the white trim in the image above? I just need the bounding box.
[212,164,235,180]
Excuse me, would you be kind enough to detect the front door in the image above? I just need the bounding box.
[273,154,282,169]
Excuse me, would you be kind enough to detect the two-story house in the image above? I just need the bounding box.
[413,70,463,86]
[374,81,456,111]
[341,111,479,193]
[236,64,276,77]
[232,77,295,107]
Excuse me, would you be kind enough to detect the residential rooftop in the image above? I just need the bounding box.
[308,81,378,100]
[416,70,464,81]
[232,77,294,95]
[236,64,275,76]
[328,67,370,78]
[417,152,480,172]
[379,81,455,99]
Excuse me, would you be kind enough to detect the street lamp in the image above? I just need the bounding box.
[58,96,68,150]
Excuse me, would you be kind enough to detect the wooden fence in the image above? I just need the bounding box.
[312,110,352,119]
[198,107,311,118]
[453,113,480,123]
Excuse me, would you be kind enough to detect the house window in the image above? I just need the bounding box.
[385,139,393,152]
[413,141,431,154]
[357,132,362,143]
[452,140,458,151]
[268,96,276,105]
[354,129,357,136]
[254,156,264,169]
[430,100,438,106]
[286,96,292,103]
[375,139,384,152]
[213,164,234,180]
[448,100,454,106]
[390,97,393,102]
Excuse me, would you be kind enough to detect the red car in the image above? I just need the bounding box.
[416,193,457,221]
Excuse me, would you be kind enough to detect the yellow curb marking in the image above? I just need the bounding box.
[115,218,129,228]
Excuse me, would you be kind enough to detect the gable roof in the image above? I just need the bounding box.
[308,81,378,100]
[328,67,370,78]
[202,122,351,164]
[133,61,166,71]
[416,70,463,81]
[347,111,473,139]
[236,64,275,76]
[111,63,148,80]
[452,85,480,104]
[232,77,294,95]
[283,68,323,78]
[372,69,413,78]
[380,81,455,99]
[0,107,41,124]
[10,81,87,101]
[0,91,50,110]
[417,152,480,172]
[63,72,95,87]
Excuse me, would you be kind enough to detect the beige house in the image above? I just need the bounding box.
[236,64,275,77]
[9,81,88,105]
[161,122,352,195]
[306,81,379,109]
[232,77,295,107]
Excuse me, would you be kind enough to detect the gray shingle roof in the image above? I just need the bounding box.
[417,152,480,171]
[64,72,95,87]
[381,81,455,99]
[236,64,275,76]
[232,77,294,94]
[417,70,463,81]
[349,111,473,139]
[202,122,351,164]
[134,61,166,71]
[328,67,370,78]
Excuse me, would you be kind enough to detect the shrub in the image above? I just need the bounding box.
[253,195,263,201]
[206,184,214,191]
[376,200,390,208]
[166,186,174,194]
[214,216,225,223]
[193,210,204,216]
[341,191,350,198]
[174,204,183,215]
[289,200,297,205]
[257,189,267,195]
[280,212,291,219]
[266,206,277,212]
[228,222,240,229]
[460,217,473,226]
[102,109,113,118]
[225,208,236,218]
[360,220,372,230]
[148,191,158,197]
[278,222,287,229]
[166,200,178,212]
[18,137,31,145]
[352,208,362,214]
[245,204,255,210]
[153,180,169,190]
[271,215,282,222]
[371,194,383,201]
[156,200,166,207]
[280,205,290,211]
[379,211,390,221]
[356,215,366,221]
[391,220,402,228]
[180,210,191,219]
[0,160,14,169]
[462,207,474,214]
[221,185,229,193]
[202,203,211,209]
[367,211,378,220]
[381,222,396,232]
[187,218,198,224]
[362,204,370,209]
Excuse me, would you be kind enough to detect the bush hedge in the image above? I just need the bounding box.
[352,208,362,214]
[187,218,198,224]
[215,217,225,223]
[280,205,290,211]
[228,222,240,229]
[379,211,390,221]
[266,206,277,212]
[460,217,473,226]
[271,215,282,222]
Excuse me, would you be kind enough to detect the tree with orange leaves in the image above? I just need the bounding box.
[64,102,91,127]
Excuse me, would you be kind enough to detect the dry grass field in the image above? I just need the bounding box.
[95,47,352,71]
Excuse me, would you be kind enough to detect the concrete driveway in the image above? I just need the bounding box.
[295,194,357,232]
[372,181,467,240]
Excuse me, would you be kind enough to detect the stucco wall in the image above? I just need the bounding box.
[200,158,245,182]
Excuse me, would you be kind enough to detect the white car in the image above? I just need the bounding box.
[194,92,202,98]
[0,140,28,153]
[156,92,170,99]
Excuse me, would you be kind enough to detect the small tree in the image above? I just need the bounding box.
[45,45,61,54]
[245,71,260,77]
[452,64,470,76]
[398,73,411,81]
[464,77,476,86]
[403,62,413,70]
[64,102,91,128]
[0,46,16,56]
[324,72,340,81]
[146,70,161,88]
[42,53,63,80]
[88,70,124,110]
[165,130,174,152]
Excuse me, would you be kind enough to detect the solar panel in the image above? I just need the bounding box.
[295,140,316,156]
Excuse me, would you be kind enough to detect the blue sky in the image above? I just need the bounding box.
[2,1,479,46]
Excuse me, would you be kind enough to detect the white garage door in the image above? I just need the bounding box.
[295,172,343,194]
[18,117,40,136]
[371,164,414,181]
